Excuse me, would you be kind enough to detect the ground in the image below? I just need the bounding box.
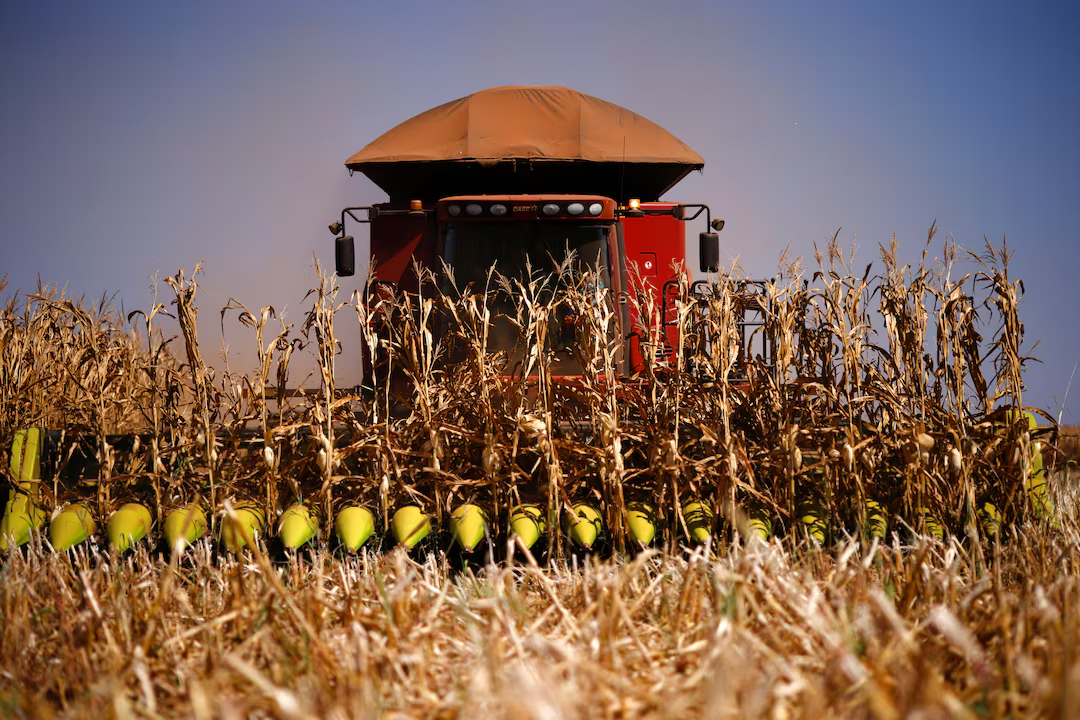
[2,522,1077,719]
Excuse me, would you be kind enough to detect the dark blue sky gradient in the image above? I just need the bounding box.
[2,1,1078,414]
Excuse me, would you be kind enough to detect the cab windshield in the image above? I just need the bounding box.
[441,221,612,373]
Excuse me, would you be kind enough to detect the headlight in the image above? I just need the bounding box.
[489,203,508,217]
[589,202,603,216]
[567,202,585,216]
[542,203,560,216]
[447,204,462,217]
[465,203,483,216]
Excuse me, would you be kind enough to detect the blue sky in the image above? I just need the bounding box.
[2,1,1078,415]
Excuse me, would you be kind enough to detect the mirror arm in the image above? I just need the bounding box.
[679,204,711,227]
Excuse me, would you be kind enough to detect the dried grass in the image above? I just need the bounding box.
[1,535,1078,717]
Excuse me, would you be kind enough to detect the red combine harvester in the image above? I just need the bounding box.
[0,87,1052,558]
[331,86,735,379]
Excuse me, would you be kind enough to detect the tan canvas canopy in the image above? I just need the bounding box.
[347,86,705,202]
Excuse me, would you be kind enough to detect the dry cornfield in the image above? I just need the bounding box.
[1,234,1078,717]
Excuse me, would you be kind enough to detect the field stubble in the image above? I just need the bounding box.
[2,529,1079,718]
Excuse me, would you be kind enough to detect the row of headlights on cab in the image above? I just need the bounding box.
[444,200,608,218]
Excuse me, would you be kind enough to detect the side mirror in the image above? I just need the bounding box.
[699,232,720,273]
[335,236,355,277]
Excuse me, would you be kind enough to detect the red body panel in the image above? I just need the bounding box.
[369,206,438,292]
[620,202,688,373]
[620,203,688,282]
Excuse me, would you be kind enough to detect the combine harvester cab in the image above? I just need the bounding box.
[333,86,720,377]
